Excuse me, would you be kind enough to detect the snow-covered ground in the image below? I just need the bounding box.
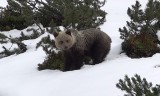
[0,0,7,7]
[0,0,159,96]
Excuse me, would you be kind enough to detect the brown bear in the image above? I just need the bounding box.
[53,28,111,71]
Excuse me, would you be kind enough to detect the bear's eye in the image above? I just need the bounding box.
[59,41,63,44]
[66,40,69,43]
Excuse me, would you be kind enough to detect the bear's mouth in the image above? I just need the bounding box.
[60,46,70,50]
[64,46,68,49]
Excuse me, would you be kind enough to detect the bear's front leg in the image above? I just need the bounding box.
[63,50,84,71]
[70,50,84,70]
[63,51,74,71]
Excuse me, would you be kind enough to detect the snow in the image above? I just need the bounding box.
[0,0,159,96]
[0,24,42,38]
[0,0,7,7]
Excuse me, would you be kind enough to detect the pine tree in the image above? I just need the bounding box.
[10,0,107,30]
[36,34,64,71]
[0,34,27,58]
[116,74,160,96]
[120,0,160,40]
[119,0,160,58]
[0,0,33,31]
[0,33,8,43]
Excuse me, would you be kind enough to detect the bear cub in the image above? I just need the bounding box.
[53,28,111,71]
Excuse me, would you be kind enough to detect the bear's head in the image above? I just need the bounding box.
[53,29,76,50]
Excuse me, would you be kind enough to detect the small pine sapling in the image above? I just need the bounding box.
[116,74,160,96]
[119,0,160,58]
[0,33,8,43]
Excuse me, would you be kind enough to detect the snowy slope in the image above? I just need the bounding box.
[0,0,7,7]
[0,0,159,96]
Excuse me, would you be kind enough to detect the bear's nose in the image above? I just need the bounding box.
[65,46,68,49]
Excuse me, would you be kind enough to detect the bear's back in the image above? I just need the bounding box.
[73,28,111,50]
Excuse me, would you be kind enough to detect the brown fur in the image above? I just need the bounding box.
[54,28,111,71]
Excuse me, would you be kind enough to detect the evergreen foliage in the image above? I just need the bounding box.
[0,2,33,31]
[116,74,160,96]
[0,43,27,58]
[17,28,42,41]
[0,33,8,43]
[10,38,27,53]
[119,0,160,58]
[0,35,27,58]
[38,51,64,71]
[0,23,44,58]
[0,46,15,58]
[9,0,107,30]
[36,35,55,51]
[36,32,64,71]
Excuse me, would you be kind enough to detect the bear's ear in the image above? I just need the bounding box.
[53,32,59,37]
[65,29,71,36]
